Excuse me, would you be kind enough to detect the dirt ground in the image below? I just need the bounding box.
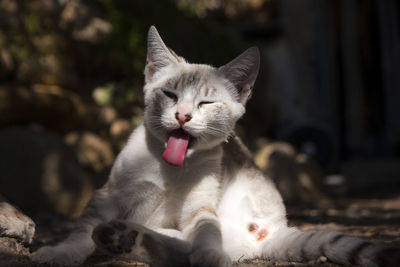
[1,196,399,267]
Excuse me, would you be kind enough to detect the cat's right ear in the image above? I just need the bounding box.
[145,26,179,83]
[218,47,260,105]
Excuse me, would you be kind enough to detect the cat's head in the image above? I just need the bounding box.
[143,26,259,166]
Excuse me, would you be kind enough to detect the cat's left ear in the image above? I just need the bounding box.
[218,47,260,105]
[145,26,182,83]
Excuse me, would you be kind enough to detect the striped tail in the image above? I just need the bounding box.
[264,227,400,267]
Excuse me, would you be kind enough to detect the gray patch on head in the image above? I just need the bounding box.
[166,71,203,92]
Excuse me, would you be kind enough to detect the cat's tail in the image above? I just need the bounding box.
[263,226,400,267]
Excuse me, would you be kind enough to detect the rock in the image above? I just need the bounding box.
[60,0,112,43]
[0,196,33,261]
[254,139,330,207]
[0,237,31,257]
[72,17,112,43]
[0,84,87,133]
[99,106,118,125]
[0,196,35,245]
[110,119,133,149]
[64,131,114,173]
[254,140,297,170]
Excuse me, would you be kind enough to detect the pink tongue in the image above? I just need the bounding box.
[162,130,190,167]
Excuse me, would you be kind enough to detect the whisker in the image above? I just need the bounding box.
[146,114,233,142]
[206,125,230,136]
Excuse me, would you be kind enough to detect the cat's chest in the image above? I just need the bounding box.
[125,152,216,198]
[139,165,220,228]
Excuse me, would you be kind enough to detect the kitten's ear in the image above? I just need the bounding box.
[218,47,260,105]
[145,26,180,83]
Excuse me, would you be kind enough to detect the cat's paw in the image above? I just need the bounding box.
[32,245,86,265]
[93,220,191,266]
[92,220,140,256]
[190,248,232,267]
[92,219,163,263]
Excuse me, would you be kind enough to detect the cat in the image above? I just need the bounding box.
[33,26,399,267]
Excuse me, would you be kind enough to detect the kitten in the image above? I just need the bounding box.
[33,26,398,267]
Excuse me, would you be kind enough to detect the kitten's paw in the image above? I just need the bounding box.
[190,248,232,267]
[93,220,191,266]
[92,220,140,256]
[32,245,86,265]
[93,220,163,263]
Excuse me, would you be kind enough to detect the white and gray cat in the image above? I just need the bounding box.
[33,26,398,267]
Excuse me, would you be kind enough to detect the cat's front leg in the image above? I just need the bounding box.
[33,225,95,265]
[33,187,116,265]
[189,221,231,267]
[181,175,232,267]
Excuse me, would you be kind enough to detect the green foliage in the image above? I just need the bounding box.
[24,14,41,35]
[98,0,146,78]
[93,82,137,109]
[93,84,114,106]
[176,0,207,17]
[0,0,241,123]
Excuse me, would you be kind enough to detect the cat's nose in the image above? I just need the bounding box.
[175,112,192,126]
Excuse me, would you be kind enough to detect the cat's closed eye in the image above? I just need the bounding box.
[162,90,178,102]
[198,101,214,108]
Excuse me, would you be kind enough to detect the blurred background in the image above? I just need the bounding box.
[0,0,399,225]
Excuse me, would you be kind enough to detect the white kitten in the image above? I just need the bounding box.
[33,26,398,267]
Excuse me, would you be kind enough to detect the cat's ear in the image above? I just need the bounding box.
[218,47,260,105]
[145,26,180,83]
